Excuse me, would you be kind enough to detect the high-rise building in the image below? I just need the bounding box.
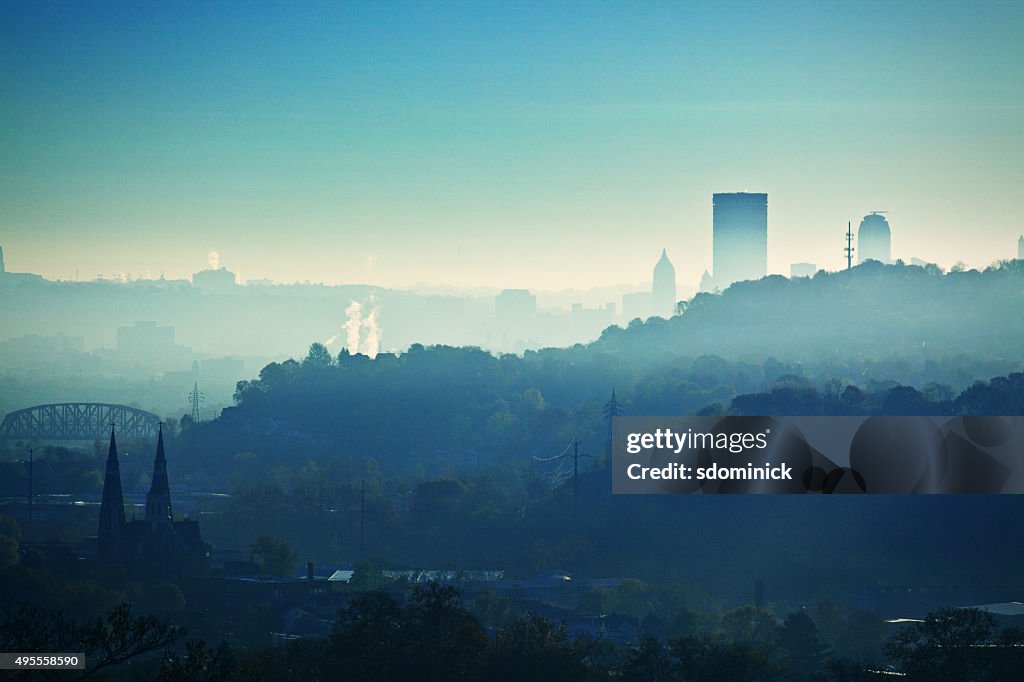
[0,245,5,274]
[1018,235,1023,261]
[713,192,768,287]
[858,212,892,264]
[652,248,677,317]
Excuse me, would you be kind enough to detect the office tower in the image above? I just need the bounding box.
[1018,235,1023,260]
[713,192,768,287]
[652,248,677,317]
[858,212,892,264]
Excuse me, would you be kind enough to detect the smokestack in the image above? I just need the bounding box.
[307,561,314,582]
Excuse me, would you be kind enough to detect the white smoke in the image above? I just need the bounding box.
[324,299,382,358]
[208,250,220,269]
[361,305,381,358]
[344,300,363,353]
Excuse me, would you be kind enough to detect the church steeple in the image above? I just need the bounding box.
[97,426,125,562]
[145,423,173,523]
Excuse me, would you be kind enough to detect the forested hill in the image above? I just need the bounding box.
[181,261,1024,477]
[594,259,1024,363]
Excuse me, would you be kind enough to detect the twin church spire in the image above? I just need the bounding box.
[97,422,174,563]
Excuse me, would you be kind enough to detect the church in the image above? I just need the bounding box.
[97,424,209,576]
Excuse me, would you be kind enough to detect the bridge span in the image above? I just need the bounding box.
[0,403,161,440]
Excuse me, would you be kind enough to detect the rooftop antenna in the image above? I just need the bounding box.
[844,221,855,270]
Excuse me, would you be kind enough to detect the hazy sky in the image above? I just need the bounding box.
[2,1,1022,290]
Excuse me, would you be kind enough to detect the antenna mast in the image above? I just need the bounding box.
[844,221,855,270]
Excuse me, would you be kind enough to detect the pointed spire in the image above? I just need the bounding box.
[145,423,173,523]
[97,425,125,562]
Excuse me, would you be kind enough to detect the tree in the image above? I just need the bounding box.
[0,535,18,569]
[249,536,297,578]
[158,640,256,682]
[0,513,21,541]
[328,584,488,682]
[620,637,677,681]
[484,614,593,682]
[887,607,1001,680]
[328,591,404,681]
[778,611,827,680]
[0,601,184,681]
[303,342,334,370]
[396,583,488,681]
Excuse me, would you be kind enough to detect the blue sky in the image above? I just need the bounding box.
[2,1,1022,289]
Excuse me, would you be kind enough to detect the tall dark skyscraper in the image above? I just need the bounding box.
[712,192,768,288]
[858,212,892,264]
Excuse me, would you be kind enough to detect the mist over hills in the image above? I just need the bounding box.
[596,259,1024,364]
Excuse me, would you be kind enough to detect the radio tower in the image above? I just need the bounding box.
[844,221,855,270]
[188,380,205,422]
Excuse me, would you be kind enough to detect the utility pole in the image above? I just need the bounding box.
[573,440,579,521]
[602,389,623,458]
[26,448,34,541]
[845,221,855,270]
[359,479,366,555]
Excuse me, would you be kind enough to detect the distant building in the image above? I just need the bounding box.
[858,212,892,264]
[713,192,768,287]
[495,289,536,324]
[98,426,209,576]
[621,292,652,321]
[1019,235,1023,260]
[698,270,717,293]
[0,246,43,284]
[651,249,677,317]
[570,302,615,340]
[117,321,175,356]
[790,262,817,278]
[192,267,238,293]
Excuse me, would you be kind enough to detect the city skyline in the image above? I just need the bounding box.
[3,1,1023,289]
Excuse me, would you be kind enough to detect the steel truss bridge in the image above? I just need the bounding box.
[0,403,161,441]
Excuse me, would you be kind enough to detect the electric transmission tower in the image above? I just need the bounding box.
[188,381,205,422]
[603,389,623,456]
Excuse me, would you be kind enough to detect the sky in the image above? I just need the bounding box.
[2,0,1023,291]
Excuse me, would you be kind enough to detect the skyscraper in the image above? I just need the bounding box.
[652,248,677,317]
[1018,235,1023,261]
[858,212,892,264]
[713,193,768,287]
